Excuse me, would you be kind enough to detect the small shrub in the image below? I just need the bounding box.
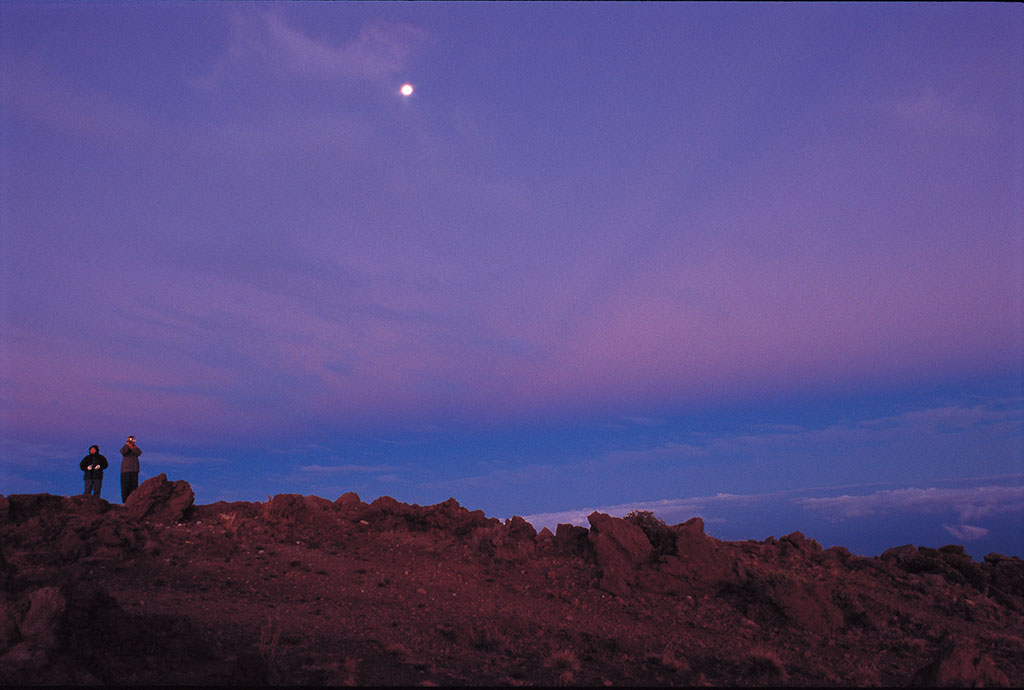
[832,587,869,628]
[658,642,689,672]
[257,618,282,664]
[545,648,582,686]
[219,512,240,535]
[467,623,507,652]
[743,646,786,682]
[338,657,360,686]
[762,569,799,588]
[625,510,677,557]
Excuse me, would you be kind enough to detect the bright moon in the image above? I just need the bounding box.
[400,83,414,97]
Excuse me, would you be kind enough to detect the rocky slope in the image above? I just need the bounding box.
[1,474,1022,686]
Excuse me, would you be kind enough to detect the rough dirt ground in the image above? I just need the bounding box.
[1,478,1022,686]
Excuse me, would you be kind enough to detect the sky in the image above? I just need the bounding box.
[2,2,1022,560]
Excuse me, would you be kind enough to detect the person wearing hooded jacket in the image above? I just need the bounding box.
[80,445,108,497]
[120,435,142,502]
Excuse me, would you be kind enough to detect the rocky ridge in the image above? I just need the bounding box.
[1,474,1022,686]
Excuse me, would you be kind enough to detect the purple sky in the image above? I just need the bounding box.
[2,3,1022,558]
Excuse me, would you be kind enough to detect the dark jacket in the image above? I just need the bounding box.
[120,444,142,473]
[81,453,109,480]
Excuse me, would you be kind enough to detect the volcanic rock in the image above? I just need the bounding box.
[587,511,654,596]
[260,493,330,524]
[554,523,589,557]
[17,587,65,652]
[506,515,537,542]
[124,473,194,523]
[913,637,1011,687]
[333,491,362,509]
[1,480,1022,686]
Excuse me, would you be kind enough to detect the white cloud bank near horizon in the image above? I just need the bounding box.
[520,481,1024,542]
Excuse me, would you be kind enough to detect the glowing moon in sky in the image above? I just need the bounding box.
[400,83,414,96]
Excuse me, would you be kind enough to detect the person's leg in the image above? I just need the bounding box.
[94,478,102,498]
[122,472,139,501]
[84,479,90,495]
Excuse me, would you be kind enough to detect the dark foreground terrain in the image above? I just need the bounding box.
[1,474,1022,686]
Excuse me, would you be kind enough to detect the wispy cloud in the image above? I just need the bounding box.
[522,481,1024,534]
[885,87,998,137]
[0,438,84,469]
[1,53,148,141]
[521,492,773,530]
[299,463,402,474]
[597,401,1023,469]
[196,12,428,88]
[622,416,666,427]
[145,452,231,467]
[943,524,989,542]
[795,484,1024,522]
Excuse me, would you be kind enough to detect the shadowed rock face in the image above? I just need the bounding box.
[588,511,654,596]
[124,474,194,523]
[1,479,1022,687]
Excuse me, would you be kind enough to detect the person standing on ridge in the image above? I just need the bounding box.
[80,444,108,497]
[120,435,142,502]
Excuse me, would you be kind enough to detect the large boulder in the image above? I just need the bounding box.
[653,525,736,591]
[17,587,66,652]
[885,544,986,591]
[4,494,65,524]
[912,638,1010,687]
[767,578,844,636]
[123,474,194,523]
[415,497,494,535]
[0,593,18,652]
[260,494,331,524]
[505,516,537,542]
[587,512,654,596]
[780,531,822,555]
[362,496,496,535]
[333,491,363,509]
[555,524,590,558]
[984,554,1024,611]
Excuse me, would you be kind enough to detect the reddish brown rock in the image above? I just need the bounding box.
[768,578,844,636]
[881,544,918,561]
[17,587,66,652]
[588,512,653,596]
[124,474,195,523]
[657,528,736,590]
[333,491,363,509]
[57,530,85,562]
[678,516,705,534]
[506,516,537,542]
[984,554,1024,610]
[260,493,332,524]
[913,638,1011,687]
[1,490,1023,687]
[554,523,589,557]
[4,494,64,523]
[0,593,18,651]
[781,531,822,554]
